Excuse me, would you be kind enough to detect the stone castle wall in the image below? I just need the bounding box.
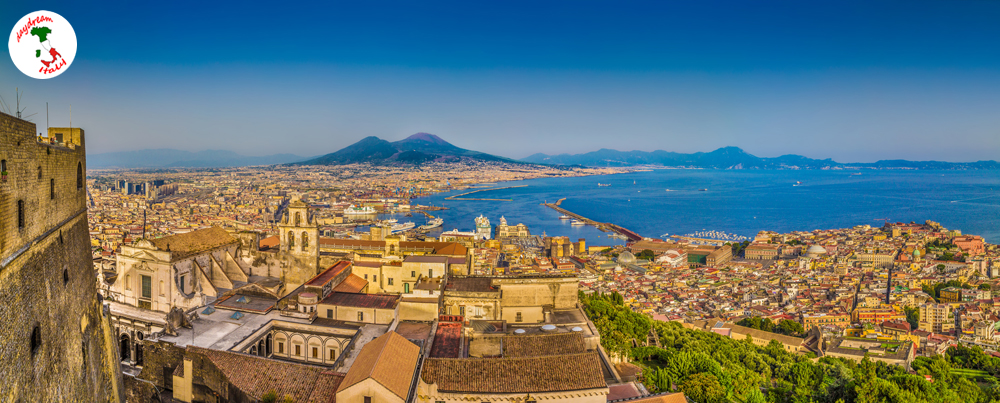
[0,112,123,402]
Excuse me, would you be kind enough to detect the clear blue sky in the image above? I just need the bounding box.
[3,0,1000,162]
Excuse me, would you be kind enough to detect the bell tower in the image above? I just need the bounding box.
[278,199,320,261]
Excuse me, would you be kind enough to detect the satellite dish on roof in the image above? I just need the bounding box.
[514,329,526,335]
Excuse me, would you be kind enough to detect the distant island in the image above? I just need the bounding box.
[522,146,1000,170]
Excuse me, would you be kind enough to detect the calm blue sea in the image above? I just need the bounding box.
[401,169,1000,246]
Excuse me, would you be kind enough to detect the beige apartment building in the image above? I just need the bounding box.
[919,303,955,334]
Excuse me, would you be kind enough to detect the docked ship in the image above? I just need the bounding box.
[344,204,376,215]
[419,218,444,230]
[571,220,585,226]
[559,215,571,220]
[391,221,416,233]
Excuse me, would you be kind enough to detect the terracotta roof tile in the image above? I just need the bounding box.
[429,323,462,358]
[188,346,342,401]
[337,331,420,399]
[308,261,352,286]
[503,332,586,358]
[320,292,399,309]
[421,352,607,394]
[332,274,368,293]
[150,227,238,259]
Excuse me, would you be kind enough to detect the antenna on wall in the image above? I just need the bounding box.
[13,88,36,121]
[0,92,9,114]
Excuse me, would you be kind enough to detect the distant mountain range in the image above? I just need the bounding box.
[522,147,1000,170]
[88,149,307,169]
[296,132,522,165]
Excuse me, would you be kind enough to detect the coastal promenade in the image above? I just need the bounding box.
[542,198,643,242]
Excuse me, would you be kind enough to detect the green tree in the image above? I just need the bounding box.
[980,284,992,291]
[904,306,920,330]
[681,373,726,403]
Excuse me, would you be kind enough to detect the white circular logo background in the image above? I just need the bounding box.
[8,10,77,79]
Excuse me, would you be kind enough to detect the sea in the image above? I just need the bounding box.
[380,169,1000,246]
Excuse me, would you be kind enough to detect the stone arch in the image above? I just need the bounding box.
[295,212,302,226]
[290,334,306,357]
[266,333,273,356]
[119,334,131,362]
[324,338,340,362]
[306,335,323,360]
[273,331,289,356]
[301,232,309,250]
[287,231,295,248]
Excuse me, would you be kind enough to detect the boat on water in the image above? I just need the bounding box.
[665,189,674,192]
[851,173,862,176]
[598,183,611,187]
[559,215,571,220]
[698,189,708,191]
[344,204,376,215]
[793,181,802,187]
[390,221,416,233]
[419,218,444,230]
[571,220,585,226]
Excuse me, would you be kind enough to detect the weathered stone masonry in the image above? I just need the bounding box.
[0,112,123,402]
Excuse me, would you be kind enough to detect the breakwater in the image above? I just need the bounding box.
[445,185,528,201]
[542,198,643,242]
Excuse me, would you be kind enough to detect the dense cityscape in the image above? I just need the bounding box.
[74,142,1000,402]
[6,2,1000,402]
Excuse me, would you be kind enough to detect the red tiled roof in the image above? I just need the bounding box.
[503,333,586,357]
[259,235,279,249]
[429,323,462,358]
[320,292,399,309]
[332,274,368,293]
[307,261,351,286]
[337,331,420,399]
[187,346,344,402]
[421,352,607,394]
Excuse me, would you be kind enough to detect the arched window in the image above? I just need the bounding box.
[295,212,301,226]
[76,162,83,189]
[30,325,42,356]
[50,179,55,199]
[37,166,42,179]
[288,231,295,248]
[301,232,309,249]
[17,200,25,229]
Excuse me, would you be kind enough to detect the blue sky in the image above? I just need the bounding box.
[3,0,1000,162]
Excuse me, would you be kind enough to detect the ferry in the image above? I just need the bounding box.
[559,215,571,220]
[571,220,586,226]
[344,205,376,215]
[419,218,444,230]
[390,221,416,233]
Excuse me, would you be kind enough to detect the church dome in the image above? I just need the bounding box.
[805,245,827,257]
[618,251,636,265]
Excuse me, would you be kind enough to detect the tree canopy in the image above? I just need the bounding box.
[580,291,1000,403]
